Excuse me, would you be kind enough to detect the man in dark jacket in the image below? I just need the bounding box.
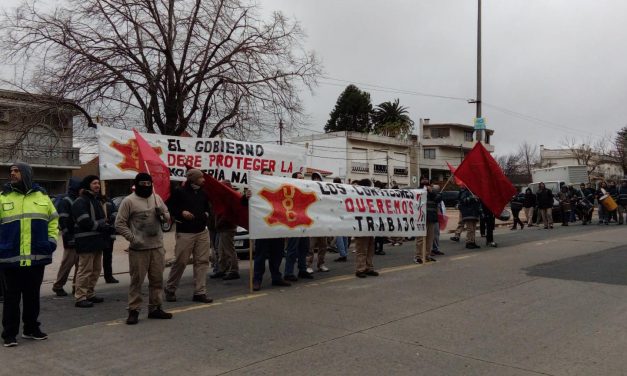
[72,175,111,308]
[458,186,481,249]
[536,182,554,229]
[52,177,82,296]
[523,188,537,227]
[414,179,440,263]
[165,169,213,303]
[209,180,240,281]
[480,201,497,247]
[0,163,58,346]
[617,180,627,225]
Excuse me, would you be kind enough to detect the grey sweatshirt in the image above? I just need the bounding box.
[115,193,170,251]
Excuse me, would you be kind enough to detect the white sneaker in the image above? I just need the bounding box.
[306,267,314,274]
[318,265,330,272]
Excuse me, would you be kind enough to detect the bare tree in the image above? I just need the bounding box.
[614,126,627,175]
[1,0,321,138]
[517,141,538,177]
[561,136,611,178]
[496,153,521,178]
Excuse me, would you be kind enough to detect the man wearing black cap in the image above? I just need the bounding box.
[0,163,58,347]
[52,177,82,296]
[164,169,213,303]
[115,173,172,324]
[72,175,111,308]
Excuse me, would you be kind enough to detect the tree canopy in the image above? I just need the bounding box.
[371,99,414,138]
[324,85,372,133]
[1,0,320,138]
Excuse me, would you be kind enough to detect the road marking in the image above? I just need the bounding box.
[451,255,475,261]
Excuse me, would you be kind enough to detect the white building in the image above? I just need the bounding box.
[289,131,414,187]
[540,145,624,181]
[418,120,495,182]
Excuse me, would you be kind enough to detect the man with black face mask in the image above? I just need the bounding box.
[115,173,172,325]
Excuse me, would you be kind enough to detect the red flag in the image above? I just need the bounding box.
[133,129,171,201]
[446,161,465,186]
[454,142,517,216]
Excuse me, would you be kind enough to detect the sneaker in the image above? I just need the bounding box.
[253,281,261,291]
[105,276,119,284]
[374,251,386,255]
[414,256,423,264]
[210,271,226,279]
[148,308,173,320]
[318,265,330,272]
[52,288,68,297]
[334,256,347,262]
[75,300,94,308]
[271,280,292,287]
[3,337,17,347]
[465,243,481,249]
[355,271,367,278]
[284,275,298,282]
[487,242,498,247]
[87,296,104,303]
[22,329,48,340]
[432,250,445,256]
[426,256,437,262]
[306,267,314,274]
[126,310,139,325]
[297,271,314,279]
[365,270,379,276]
[450,236,460,242]
[164,289,177,302]
[222,272,241,281]
[192,294,213,304]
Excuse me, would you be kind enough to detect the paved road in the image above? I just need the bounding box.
[1,223,626,376]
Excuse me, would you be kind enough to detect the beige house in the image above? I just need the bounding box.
[0,90,81,194]
[418,120,495,183]
[290,132,413,187]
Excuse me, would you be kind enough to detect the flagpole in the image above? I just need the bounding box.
[439,175,454,193]
[249,241,254,293]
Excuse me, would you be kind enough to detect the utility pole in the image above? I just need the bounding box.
[475,0,483,143]
[279,119,283,145]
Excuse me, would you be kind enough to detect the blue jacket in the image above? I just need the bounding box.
[458,189,481,221]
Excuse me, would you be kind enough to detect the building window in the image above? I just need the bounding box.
[423,149,436,159]
[393,167,408,177]
[351,162,369,174]
[464,131,474,142]
[373,164,388,175]
[430,128,449,138]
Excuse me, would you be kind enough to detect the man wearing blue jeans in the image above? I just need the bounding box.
[334,237,349,262]
[283,237,313,281]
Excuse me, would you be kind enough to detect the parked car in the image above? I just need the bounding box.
[234,226,251,259]
[441,190,460,208]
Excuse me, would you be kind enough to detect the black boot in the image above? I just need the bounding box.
[126,310,139,325]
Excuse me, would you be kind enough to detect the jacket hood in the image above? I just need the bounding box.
[10,162,34,193]
[68,177,82,197]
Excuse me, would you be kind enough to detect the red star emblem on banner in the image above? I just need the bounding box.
[259,184,317,228]
[110,139,162,172]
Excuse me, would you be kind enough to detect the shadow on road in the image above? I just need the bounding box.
[524,245,627,286]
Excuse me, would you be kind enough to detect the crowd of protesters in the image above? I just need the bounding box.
[0,161,625,347]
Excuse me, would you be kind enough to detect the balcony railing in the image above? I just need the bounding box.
[351,162,369,174]
[393,167,408,177]
[373,164,388,175]
[0,146,81,167]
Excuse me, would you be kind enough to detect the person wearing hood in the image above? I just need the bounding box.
[52,177,82,297]
[115,173,172,325]
[0,163,58,347]
[522,187,537,227]
[458,185,481,249]
[72,175,112,308]
[536,182,554,229]
[164,169,213,304]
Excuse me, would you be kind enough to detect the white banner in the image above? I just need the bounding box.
[248,175,427,239]
[97,126,307,184]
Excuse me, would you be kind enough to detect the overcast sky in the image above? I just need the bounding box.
[260,0,627,154]
[2,0,626,156]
